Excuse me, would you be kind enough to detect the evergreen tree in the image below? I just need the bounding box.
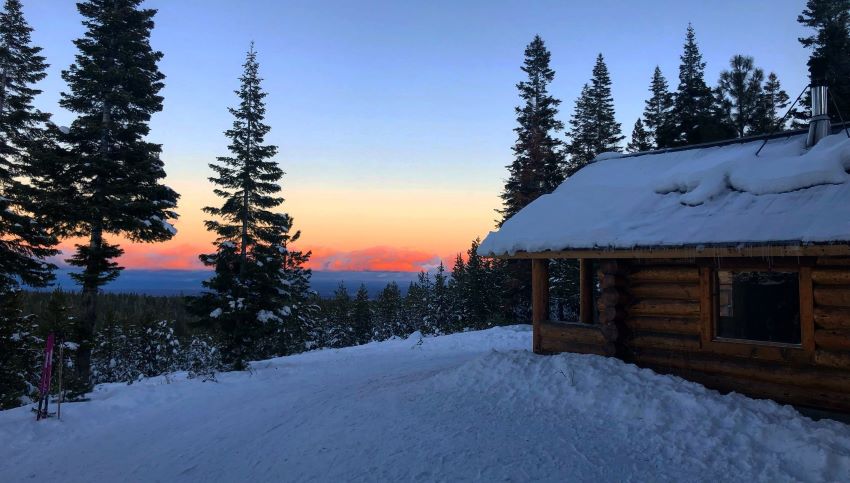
[373,282,403,340]
[567,54,623,174]
[717,55,765,137]
[643,66,673,148]
[798,0,850,121]
[661,24,731,146]
[404,271,434,334]
[351,284,372,344]
[500,35,566,223]
[752,72,791,135]
[448,254,467,331]
[626,118,653,153]
[566,84,594,169]
[192,45,313,369]
[325,283,353,348]
[0,0,58,294]
[0,291,39,409]
[549,259,580,321]
[431,262,451,334]
[451,239,502,330]
[57,0,179,390]
[498,36,566,326]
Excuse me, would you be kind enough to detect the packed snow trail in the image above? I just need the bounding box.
[2,326,850,482]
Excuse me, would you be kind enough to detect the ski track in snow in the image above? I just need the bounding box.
[2,325,850,482]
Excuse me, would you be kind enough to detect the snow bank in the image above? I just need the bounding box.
[2,326,849,482]
[481,132,850,255]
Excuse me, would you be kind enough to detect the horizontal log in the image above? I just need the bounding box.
[538,338,612,357]
[635,350,850,394]
[538,322,605,346]
[630,283,700,301]
[598,306,628,324]
[599,274,626,290]
[814,306,850,330]
[598,290,630,307]
[652,366,850,412]
[812,268,850,285]
[629,334,701,352]
[815,349,850,371]
[817,257,850,266]
[629,299,701,317]
[814,287,850,308]
[597,260,626,275]
[628,316,700,335]
[814,329,850,351]
[630,267,699,283]
[632,259,697,266]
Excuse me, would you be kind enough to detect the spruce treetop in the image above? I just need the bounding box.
[500,35,565,224]
[567,54,622,173]
[797,0,850,120]
[642,66,672,147]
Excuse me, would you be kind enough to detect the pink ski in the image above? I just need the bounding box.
[35,333,55,421]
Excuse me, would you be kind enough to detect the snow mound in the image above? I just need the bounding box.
[481,132,850,255]
[1,326,848,482]
[656,133,850,206]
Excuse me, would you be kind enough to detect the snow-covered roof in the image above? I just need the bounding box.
[481,132,850,256]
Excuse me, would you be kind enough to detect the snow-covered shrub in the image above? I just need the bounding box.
[137,320,182,379]
[186,335,222,382]
[92,324,141,385]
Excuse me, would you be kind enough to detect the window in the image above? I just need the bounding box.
[714,270,801,345]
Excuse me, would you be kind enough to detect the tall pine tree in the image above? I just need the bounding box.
[0,0,57,294]
[192,44,313,369]
[500,35,566,223]
[567,54,623,174]
[352,284,372,344]
[57,0,179,390]
[498,36,565,325]
[661,24,730,146]
[798,0,850,121]
[752,72,791,135]
[717,55,765,137]
[642,66,673,148]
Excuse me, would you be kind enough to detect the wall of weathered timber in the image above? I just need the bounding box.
[537,257,850,412]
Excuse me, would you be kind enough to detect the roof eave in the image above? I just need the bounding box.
[490,242,850,260]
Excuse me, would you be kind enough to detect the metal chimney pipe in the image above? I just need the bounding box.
[806,83,831,148]
[807,58,832,148]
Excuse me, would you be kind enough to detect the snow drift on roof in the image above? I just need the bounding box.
[480,132,850,256]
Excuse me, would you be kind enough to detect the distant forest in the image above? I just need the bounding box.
[2,0,849,409]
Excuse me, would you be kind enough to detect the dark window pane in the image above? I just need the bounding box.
[715,271,801,344]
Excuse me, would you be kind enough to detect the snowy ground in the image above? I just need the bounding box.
[2,326,850,482]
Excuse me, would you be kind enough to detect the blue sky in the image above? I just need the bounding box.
[22,0,812,272]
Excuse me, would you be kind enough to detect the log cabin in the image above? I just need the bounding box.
[480,85,850,412]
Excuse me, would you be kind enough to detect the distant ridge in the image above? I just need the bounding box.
[41,269,421,298]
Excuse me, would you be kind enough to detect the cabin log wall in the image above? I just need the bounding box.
[624,257,850,412]
[535,256,850,412]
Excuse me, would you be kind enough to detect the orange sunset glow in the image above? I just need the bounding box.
[56,176,502,272]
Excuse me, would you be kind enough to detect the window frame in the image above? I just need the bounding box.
[698,260,815,363]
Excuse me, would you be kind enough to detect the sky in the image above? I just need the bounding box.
[22,0,811,272]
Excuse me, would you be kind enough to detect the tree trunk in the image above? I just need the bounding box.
[76,221,102,391]
[0,70,6,117]
[240,101,252,276]
[75,97,111,390]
